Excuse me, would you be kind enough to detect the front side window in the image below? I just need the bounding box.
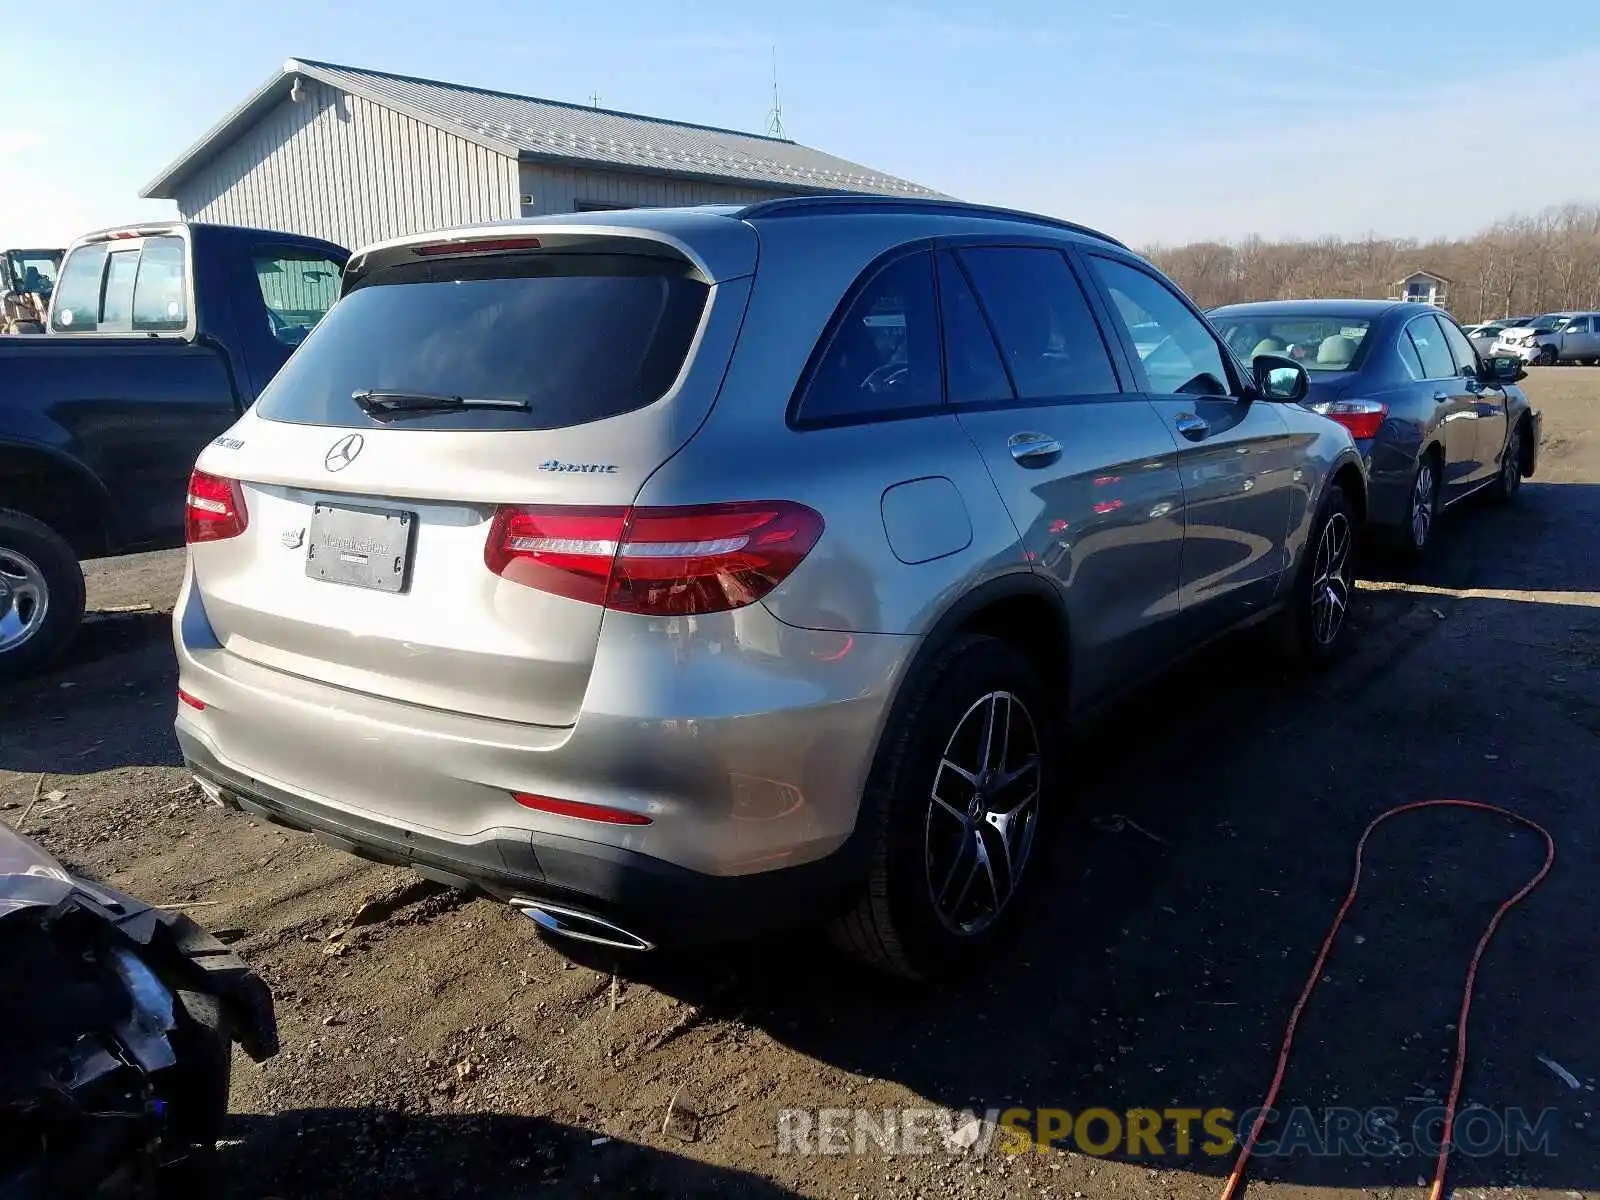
[796,252,942,424]
[132,236,188,331]
[956,247,1119,400]
[50,243,106,331]
[253,249,344,347]
[1089,256,1232,396]
[1406,315,1456,379]
[1439,318,1480,374]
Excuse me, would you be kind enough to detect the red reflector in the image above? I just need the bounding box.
[177,688,205,711]
[185,470,248,543]
[485,501,824,616]
[414,237,542,255]
[513,793,652,825]
[1314,399,1388,441]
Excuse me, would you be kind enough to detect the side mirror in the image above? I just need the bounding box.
[1252,353,1309,402]
[1486,355,1526,383]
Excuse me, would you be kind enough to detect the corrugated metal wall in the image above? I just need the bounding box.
[520,162,790,216]
[175,80,520,250]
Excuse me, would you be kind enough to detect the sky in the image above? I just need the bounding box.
[4,0,1598,250]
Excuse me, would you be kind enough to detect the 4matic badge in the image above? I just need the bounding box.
[539,459,617,474]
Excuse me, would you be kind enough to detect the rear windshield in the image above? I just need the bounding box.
[1212,313,1373,371]
[254,252,710,431]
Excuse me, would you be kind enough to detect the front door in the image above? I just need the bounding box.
[935,245,1188,705]
[1082,252,1296,640]
[1404,313,1482,493]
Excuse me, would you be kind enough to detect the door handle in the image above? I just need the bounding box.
[1007,432,1062,465]
[1433,391,1450,402]
[1174,413,1210,441]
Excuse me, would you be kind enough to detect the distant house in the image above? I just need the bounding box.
[1392,269,1451,307]
[141,57,944,251]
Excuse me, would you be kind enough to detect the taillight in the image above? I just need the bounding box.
[512,792,652,825]
[485,501,824,616]
[185,470,248,543]
[1312,398,1388,440]
[177,688,205,711]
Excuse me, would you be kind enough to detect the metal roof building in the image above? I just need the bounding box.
[141,58,944,251]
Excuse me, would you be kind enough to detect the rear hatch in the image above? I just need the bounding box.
[187,222,756,726]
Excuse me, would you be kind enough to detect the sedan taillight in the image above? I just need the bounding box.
[185,470,249,543]
[1311,398,1388,440]
[485,501,824,616]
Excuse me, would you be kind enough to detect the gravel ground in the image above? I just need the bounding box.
[3,370,1599,1200]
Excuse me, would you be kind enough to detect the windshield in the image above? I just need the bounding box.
[1212,313,1373,371]
[1529,313,1563,328]
[5,250,60,295]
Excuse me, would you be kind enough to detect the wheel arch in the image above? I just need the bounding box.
[0,443,115,558]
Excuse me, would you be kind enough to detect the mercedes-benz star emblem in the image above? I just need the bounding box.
[324,433,364,472]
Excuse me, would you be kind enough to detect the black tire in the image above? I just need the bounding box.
[830,634,1058,980]
[154,988,234,1189]
[1393,451,1441,560]
[1537,345,1557,366]
[1275,483,1358,666]
[0,507,86,680]
[1491,418,1526,503]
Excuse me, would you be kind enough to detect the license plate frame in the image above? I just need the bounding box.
[305,502,415,594]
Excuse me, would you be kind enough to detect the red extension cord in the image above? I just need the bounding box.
[1220,799,1556,1200]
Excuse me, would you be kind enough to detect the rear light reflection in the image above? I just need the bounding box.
[485,501,824,616]
[185,470,248,543]
[513,792,652,825]
[177,688,205,711]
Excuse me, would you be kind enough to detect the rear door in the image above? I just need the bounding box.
[188,232,754,727]
[1082,252,1296,638]
[1440,314,1507,483]
[939,243,1187,703]
[1406,313,1481,492]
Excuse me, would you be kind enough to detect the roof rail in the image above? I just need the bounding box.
[732,195,1127,249]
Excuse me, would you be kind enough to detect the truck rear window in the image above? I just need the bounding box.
[254,253,710,432]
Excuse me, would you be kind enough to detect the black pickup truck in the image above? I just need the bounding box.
[0,222,348,677]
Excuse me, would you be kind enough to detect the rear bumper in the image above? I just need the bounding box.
[179,732,868,947]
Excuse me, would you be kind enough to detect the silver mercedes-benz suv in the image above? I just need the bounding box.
[175,197,1366,979]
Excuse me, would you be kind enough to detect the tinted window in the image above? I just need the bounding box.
[1406,315,1456,379]
[98,250,140,332]
[132,237,188,331]
[1439,318,1479,374]
[956,247,1119,400]
[796,252,942,424]
[1396,332,1425,381]
[256,253,709,432]
[936,252,1012,406]
[1089,256,1232,396]
[254,248,343,346]
[50,243,106,331]
[1213,314,1371,371]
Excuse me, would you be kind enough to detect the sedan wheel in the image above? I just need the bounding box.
[0,546,49,654]
[1493,424,1524,502]
[1409,459,1436,552]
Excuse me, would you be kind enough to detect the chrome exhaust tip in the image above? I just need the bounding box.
[509,899,654,952]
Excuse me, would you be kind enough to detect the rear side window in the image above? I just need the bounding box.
[1439,318,1479,373]
[1397,332,1425,380]
[956,247,1119,400]
[794,252,942,425]
[1406,316,1456,379]
[255,253,710,432]
[50,243,106,331]
[253,248,343,346]
[132,236,188,331]
[936,252,1012,406]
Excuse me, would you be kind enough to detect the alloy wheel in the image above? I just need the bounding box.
[1502,428,1523,495]
[0,546,49,653]
[1411,462,1435,549]
[1309,512,1354,647]
[924,690,1041,936]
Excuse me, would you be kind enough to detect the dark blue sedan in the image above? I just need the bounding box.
[1209,299,1542,557]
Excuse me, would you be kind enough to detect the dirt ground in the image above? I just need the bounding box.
[4,370,1599,1200]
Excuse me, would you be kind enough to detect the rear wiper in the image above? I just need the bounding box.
[352,389,531,416]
